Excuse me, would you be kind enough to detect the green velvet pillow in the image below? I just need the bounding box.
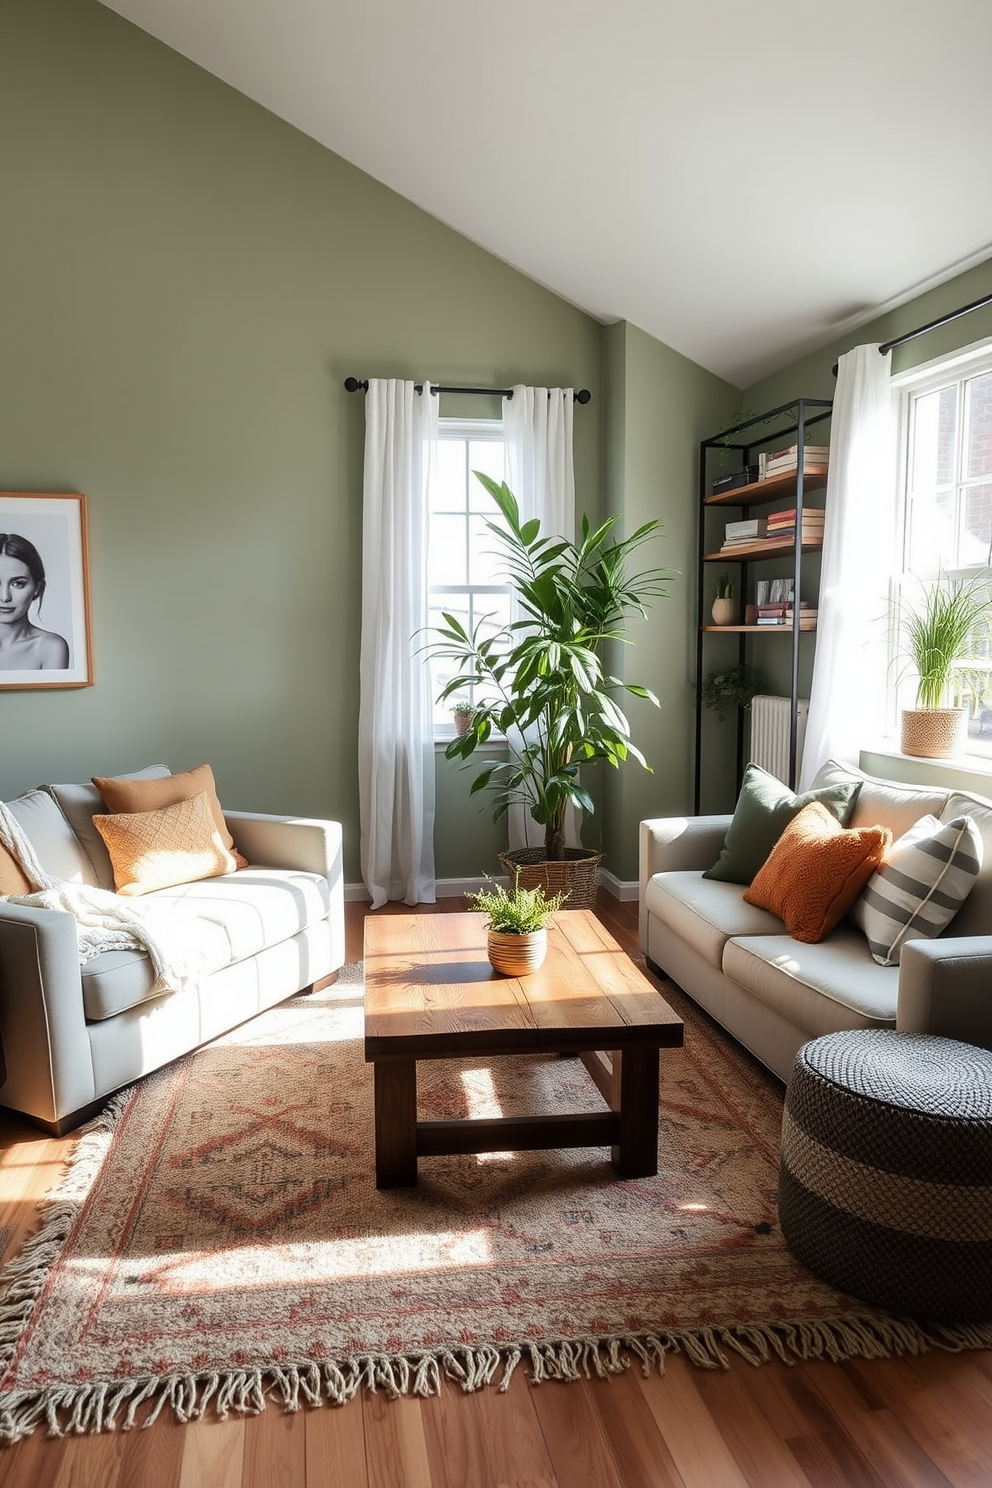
[702,763,863,886]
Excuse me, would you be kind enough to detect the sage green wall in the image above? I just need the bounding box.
[0,0,603,885]
[744,260,992,411]
[602,323,738,882]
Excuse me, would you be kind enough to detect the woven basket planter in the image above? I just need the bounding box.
[900,707,967,758]
[498,847,603,911]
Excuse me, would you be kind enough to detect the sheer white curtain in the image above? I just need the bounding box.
[799,345,896,789]
[358,379,438,907]
[502,385,580,851]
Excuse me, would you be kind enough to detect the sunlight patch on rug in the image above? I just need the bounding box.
[1,958,989,1441]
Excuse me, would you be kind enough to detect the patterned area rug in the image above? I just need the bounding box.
[1,961,989,1440]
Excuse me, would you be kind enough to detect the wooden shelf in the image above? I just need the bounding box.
[704,537,823,561]
[702,623,817,633]
[705,465,828,507]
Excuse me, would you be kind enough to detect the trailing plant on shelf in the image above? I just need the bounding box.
[431,474,675,866]
[700,662,763,722]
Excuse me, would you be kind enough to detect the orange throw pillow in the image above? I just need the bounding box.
[92,792,239,897]
[0,843,31,897]
[92,763,247,869]
[743,801,891,944]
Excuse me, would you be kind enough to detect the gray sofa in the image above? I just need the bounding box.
[639,759,992,1081]
[0,767,345,1132]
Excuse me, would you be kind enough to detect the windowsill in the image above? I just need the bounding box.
[859,743,992,795]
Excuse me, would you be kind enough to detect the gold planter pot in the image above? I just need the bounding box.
[487,927,547,976]
[900,707,968,759]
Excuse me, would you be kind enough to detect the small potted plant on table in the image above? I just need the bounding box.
[466,875,567,975]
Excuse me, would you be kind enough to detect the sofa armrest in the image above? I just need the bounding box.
[225,812,345,972]
[225,812,342,880]
[638,814,731,952]
[0,903,96,1125]
[897,937,992,1050]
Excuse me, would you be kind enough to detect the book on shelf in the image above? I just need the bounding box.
[766,507,825,524]
[724,517,767,540]
[765,443,830,463]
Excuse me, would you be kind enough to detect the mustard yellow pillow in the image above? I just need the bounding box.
[92,791,239,897]
[92,763,248,869]
[743,801,891,944]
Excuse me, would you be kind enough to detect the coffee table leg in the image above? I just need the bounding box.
[374,1059,418,1188]
[612,1046,659,1178]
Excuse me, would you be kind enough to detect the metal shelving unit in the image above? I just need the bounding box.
[693,397,833,812]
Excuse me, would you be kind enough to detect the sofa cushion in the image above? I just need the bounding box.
[93,763,248,869]
[644,870,785,969]
[93,793,240,896]
[81,867,330,1019]
[937,792,992,940]
[852,813,983,964]
[703,763,862,886]
[4,790,99,885]
[810,759,950,838]
[45,766,171,889]
[722,927,899,1036]
[743,802,890,944]
[144,868,331,966]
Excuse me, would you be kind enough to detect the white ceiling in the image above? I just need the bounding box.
[97,0,992,387]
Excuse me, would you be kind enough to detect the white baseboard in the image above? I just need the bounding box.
[598,869,639,902]
[346,871,639,903]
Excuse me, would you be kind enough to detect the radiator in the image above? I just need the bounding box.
[749,695,809,786]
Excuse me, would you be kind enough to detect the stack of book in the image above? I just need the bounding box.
[765,507,825,543]
[758,444,830,479]
[756,600,818,629]
[721,517,767,550]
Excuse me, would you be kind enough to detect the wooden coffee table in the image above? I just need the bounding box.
[363,909,684,1188]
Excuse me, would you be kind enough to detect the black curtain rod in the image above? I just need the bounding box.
[344,377,591,404]
[832,289,992,375]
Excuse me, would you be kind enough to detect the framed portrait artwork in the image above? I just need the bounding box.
[0,493,93,689]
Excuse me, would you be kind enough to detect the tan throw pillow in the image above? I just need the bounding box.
[92,763,247,869]
[92,792,239,897]
[743,801,891,944]
[0,842,31,897]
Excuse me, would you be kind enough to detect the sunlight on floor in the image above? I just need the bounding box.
[460,1066,512,1163]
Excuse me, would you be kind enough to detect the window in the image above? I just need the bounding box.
[427,419,508,735]
[894,344,992,753]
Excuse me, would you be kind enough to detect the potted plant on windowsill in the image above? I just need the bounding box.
[432,475,674,906]
[450,701,476,737]
[897,574,992,758]
[466,875,567,975]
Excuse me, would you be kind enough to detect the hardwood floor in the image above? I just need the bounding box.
[0,895,990,1487]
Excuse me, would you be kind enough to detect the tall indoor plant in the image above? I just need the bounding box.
[432,474,674,893]
[897,574,992,757]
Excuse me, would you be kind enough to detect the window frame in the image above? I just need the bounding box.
[890,337,992,755]
[428,416,510,741]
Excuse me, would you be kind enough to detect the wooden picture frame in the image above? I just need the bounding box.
[0,493,93,689]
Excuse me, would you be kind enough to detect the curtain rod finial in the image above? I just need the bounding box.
[575,388,592,404]
[344,377,368,393]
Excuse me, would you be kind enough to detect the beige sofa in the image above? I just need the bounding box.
[639,760,992,1081]
[0,767,345,1132]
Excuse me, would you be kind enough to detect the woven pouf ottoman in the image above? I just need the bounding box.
[779,1029,992,1322]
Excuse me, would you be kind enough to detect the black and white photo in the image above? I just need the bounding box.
[0,493,92,689]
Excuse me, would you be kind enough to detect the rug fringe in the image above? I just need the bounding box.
[3,1310,992,1442]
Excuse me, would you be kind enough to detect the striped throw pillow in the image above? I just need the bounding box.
[852,814,983,966]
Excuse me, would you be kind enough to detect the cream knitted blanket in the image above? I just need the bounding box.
[0,803,204,993]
